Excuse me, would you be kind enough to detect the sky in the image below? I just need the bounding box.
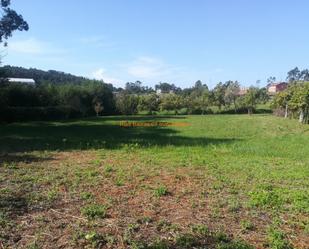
[3,0,309,89]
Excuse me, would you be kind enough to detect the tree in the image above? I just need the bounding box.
[267,76,276,85]
[155,82,181,94]
[243,87,259,115]
[115,92,139,115]
[272,89,291,118]
[0,0,29,46]
[138,93,159,114]
[159,93,183,113]
[257,87,270,104]
[300,69,309,81]
[213,82,226,110]
[288,82,309,124]
[93,97,104,117]
[287,67,300,82]
[224,81,240,113]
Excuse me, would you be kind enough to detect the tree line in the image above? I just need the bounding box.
[0,66,269,122]
[1,65,308,123]
[116,80,269,115]
[272,67,309,124]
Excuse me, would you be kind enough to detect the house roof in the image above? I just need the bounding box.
[7,78,35,84]
[268,82,288,87]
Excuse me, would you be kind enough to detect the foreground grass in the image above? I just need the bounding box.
[0,115,308,248]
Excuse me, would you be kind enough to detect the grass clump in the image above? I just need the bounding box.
[154,185,169,197]
[80,191,94,201]
[216,241,254,249]
[248,184,283,209]
[84,231,106,247]
[175,233,199,248]
[267,227,293,249]
[81,203,107,220]
[240,220,255,232]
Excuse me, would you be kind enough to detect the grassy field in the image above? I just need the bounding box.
[0,115,309,248]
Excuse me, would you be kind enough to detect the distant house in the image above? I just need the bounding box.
[7,78,36,85]
[155,89,175,95]
[238,87,249,96]
[156,89,162,95]
[267,82,288,95]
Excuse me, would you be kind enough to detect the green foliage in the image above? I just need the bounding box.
[243,87,259,114]
[224,81,240,112]
[1,115,309,247]
[138,93,159,113]
[0,72,116,121]
[175,233,199,248]
[249,185,283,209]
[81,204,107,219]
[267,227,293,249]
[84,231,106,247]
[80,191,94,201]
[191,224,210,236]
[154,185,168,197]
[159,94,184,112]
[240,220,255,232]
[116,92,139,115]
[0,0,28,46]
[272,80,309,124]
[216,241,254,249]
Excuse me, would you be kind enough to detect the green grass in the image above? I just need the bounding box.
[81,204,107,220]
[0,114,308,248]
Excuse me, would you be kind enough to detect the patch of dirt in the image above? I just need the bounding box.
[1,151,308,248]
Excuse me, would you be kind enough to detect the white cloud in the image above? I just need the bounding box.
[8,38,66,55]
[91,68,123,87]
[126,56,173,79]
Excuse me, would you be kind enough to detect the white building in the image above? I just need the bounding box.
[7,78,35,85]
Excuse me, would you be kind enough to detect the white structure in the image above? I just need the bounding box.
[8,78,35,85]
[156,89,162,94]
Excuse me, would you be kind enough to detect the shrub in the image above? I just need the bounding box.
[154,185,169,197]
[267,227,293,249]
[81,204,107,219]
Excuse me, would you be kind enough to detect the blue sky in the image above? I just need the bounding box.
[3,0,309,88]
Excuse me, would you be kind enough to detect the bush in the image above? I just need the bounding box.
[81,204,107,220]
[0,106,82,122]
[178,108,188,115]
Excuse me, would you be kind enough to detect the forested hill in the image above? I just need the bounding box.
[1,65,114,88]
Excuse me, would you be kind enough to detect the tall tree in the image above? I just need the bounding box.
[243,87,259,115]
[213,82,226,110]
[224,81,240,113]
[0,0,29,46]
[267,76,276,85]
[287,67,301,82]
[300,69,309,81]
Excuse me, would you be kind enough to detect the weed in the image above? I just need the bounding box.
[146,239,169,249]
[90,159,101,166]
[191,224,210,236]
[104,164,114,173]
[81,204,107,219]
[228,199,242,212]
[46,188,59,202]
[214,231,230,243]
[137,216,153,224]
[80,191,94,201]
[84,231,106,247]
[154,185,168,197]
[240,220,255,232]
[216,240,254,249]
[249,184,283,209]
[175,233,199,248]
[267,226,293,249]
[115,177,124,186]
